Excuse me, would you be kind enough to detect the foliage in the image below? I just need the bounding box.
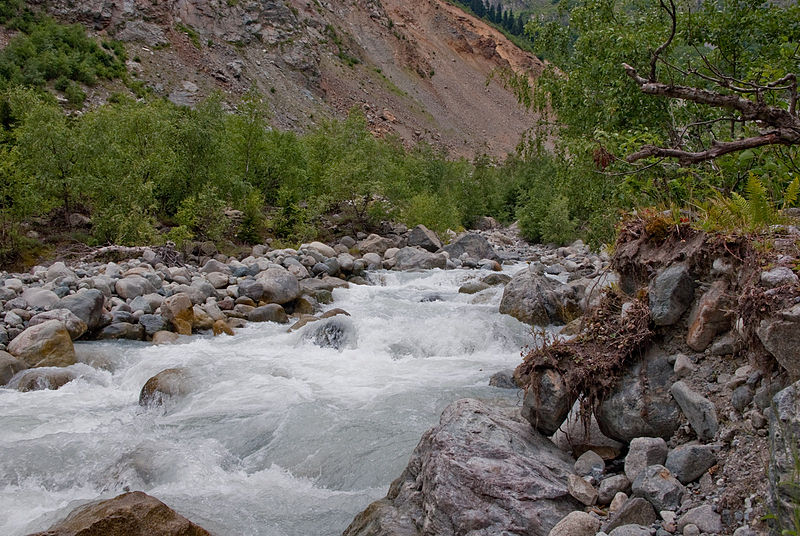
[698,175,800,232]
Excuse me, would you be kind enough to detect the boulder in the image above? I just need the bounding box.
[407,224,442,252]
[757,316,800,379]
[205,272,229,289]
[305,241,336,258]
[97,322,145,340]
[45,261,76,283]
[343,399,580,536]
[115,276,156,300]
[676,504,722,534]
[160,293,194,332]
[568,473,598,505]
[603,497,657,533]
[28,491,211,536]
[608,525,654,536]
[441,232,498,261]
[29,309,87,340]
[665,444,717,484]
[139,314,169,337]
[308,316,357,350]
[769,379,800,530]
[548,511,600,536]
[212,319,234,336]
[648,264,694,326]
[459,281,490,294]
[152,331,180,345]
[358,234,395,256]
[0,350,27,384]
[574,450,605,478]
[392,247,447,270]
[60,289,106,331]
[139,368,190,407]
[598,474,631,505]
[670,381,718,441]
[249,304,289,323]
[624,437,668,482]
[238,279,264,302]
[489,369,518,389]
[14,367,77,392]
[499,270,583,326]
[631,465,684,511]
[7,320,76,368]
[21,287,61,310]
[595,346,680,442]
[686,280,731,351]
[257,267,301,304]
[761,266,798,288]
[200,258,231,274]
[520,368,574,436]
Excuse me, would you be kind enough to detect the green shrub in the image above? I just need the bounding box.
[175,187,229,242]
[540,195,576,245]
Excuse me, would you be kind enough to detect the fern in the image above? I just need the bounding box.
[745,174,774,226]
[784,176,800,209]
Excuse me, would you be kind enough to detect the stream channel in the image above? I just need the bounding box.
[0,265,546,535]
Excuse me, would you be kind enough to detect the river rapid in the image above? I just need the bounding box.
[0,266,543,536]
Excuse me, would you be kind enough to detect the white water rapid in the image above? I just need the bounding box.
[1,266,546,536]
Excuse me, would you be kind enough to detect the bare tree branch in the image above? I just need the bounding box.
[650,0,677,81]
[626,131,797,165]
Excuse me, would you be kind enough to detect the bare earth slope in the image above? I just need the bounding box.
[24,0,544,157]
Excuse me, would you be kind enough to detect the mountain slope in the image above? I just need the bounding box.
[23,0,544,157]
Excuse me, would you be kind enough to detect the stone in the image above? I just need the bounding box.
[732,384,754,412]
[139,314,169,337]
[28,490,211,536]
[575,450,605,478]
[21,287,61,310]
[115,276,156,300]
[343,399,580,536]
[61,289,106,331]
[599,474,631,505]
[307,316,357,350]
[0,350,27,384]
[407,224,442,252]
[152,331,180,345]
[548,511,600,536]
[625,437,668,482]
[139,368,190,407]
[757,317,800,379]
[441,232,498,261]
[609,492,628,513]
[14,367,77,392]
[129,295,153,313]
[249,304,289,323]
[205,272,229,289]
[212,319,234,336]
[665,444,717,484]
[161,292,195,330]
[97,322,145,340]
[258,267,301,304]
[604,497,657,533]
[673,354,695,378]
[521,368,574,436]
[392,247,447,270]
[595,346,680,442]
[631,465,685,511]
[552,407,625,460]
[357,234,395,256]
[670,381,719,441]
[7,320,76,368]
[488,369,518,388]
[499,270,583,326]
[238,279,264,301]
[29,309,87,340]
[305,241,336,258]
[568,473,598,505]
[686,280,731,351]
[608,526,654,536]
[761,266,798,288]
[649,264,694,326]
[45,261,76,283]
[682,524,699,536]
[482,273,512,286]
[676,504,722,533]
[459,281,490,294]
[768,380,800,530]
[200,258,231,274]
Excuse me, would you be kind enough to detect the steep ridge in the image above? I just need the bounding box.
[23,0,544,157]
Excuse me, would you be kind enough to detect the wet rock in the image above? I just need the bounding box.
[481,273,511,286]
[98,322,145,340]
[625,437,668,482]
[459,281,490,294]
[160,292,194,334]
[664,444,717,484]
[258,267,301,304]
[309,316,356,350]
[13,366,77,392]
[499,270,582,326]
[631,465,685,511]
[21,287,61,310]
[343,399,579,536]
[670,381,718,441]
[441,232,498,261]
[768,379,800,530]
[568,473,598,505]
[7,319,76,368]
[521,368,574,436]
[676,504,722,533]
[686,280,731,351]
[489,369,518,388]
[548,511,600,536]
[139,368,190,407]
[649,264,694,326]
[595,346,680,442]
[115,276,156,300]
[249,304,288,323]
[599,474,631,505]
[407,224,442,252]
[29,309,88,340]
[603,497,657,533]
[0,350,27,384]
[61,289,106,331]
[152,331,180,345]
[392,247,447,270]
[212,319,234,336]
[28,490,211,536]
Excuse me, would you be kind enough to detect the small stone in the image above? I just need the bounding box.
[609,492,628,513]
[631,465,685,511]
[575,450,605,478]
[682,523,700,536]
[731,384,754,412]
[673,354,695,378]
[665,443,717,484]
[625,437,668,482]
[671,381,719,441]
[677,504,722,533]
[599,474,631,505]
[548,511,601,536]
[568,473,598,506]
[604,497,657,533]
[761,266,798,288]
[660,510,677,532]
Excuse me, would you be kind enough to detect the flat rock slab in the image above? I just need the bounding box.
[343,398,579,536]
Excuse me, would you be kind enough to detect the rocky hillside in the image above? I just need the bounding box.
[19,0,543,158]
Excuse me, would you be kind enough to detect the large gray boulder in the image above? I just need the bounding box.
[343,399,579,536]
[757,310,800,379]
[499,269,583,326]
[358,234,395,256]
[115,276,156,300]
[670,381,718,441]
[392,247,447,271]
[7,319,76,368]
[664,443,717,484]
[21,287,61,310]
[769,380,800,531]
[257,267,300,304]
[60,289,106,332]
[649,264,694,326]
[441,232,498,260]
[595,346,680,442]
[407,224,442,252]
[521,368,574,436]
[28,309,87,340]
[631,465,685,512]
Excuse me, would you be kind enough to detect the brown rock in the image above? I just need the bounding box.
[8,320,76,368]
[15,367,77,392]
[686,280,731,351]
[161,293,195,332]
[152,331,180,345]
[139,368,190,407]
[212,319,234,336]
[172,318,192,336]
[28,490,211,536]
[0,350,28,384]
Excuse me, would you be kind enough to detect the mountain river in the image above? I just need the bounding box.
[0,266,546,535]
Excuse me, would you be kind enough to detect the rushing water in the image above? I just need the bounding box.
[0,266,544,536]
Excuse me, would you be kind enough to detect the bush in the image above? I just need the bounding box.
[175,187,229,243]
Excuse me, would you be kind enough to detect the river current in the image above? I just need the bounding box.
[1,266,542,535]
